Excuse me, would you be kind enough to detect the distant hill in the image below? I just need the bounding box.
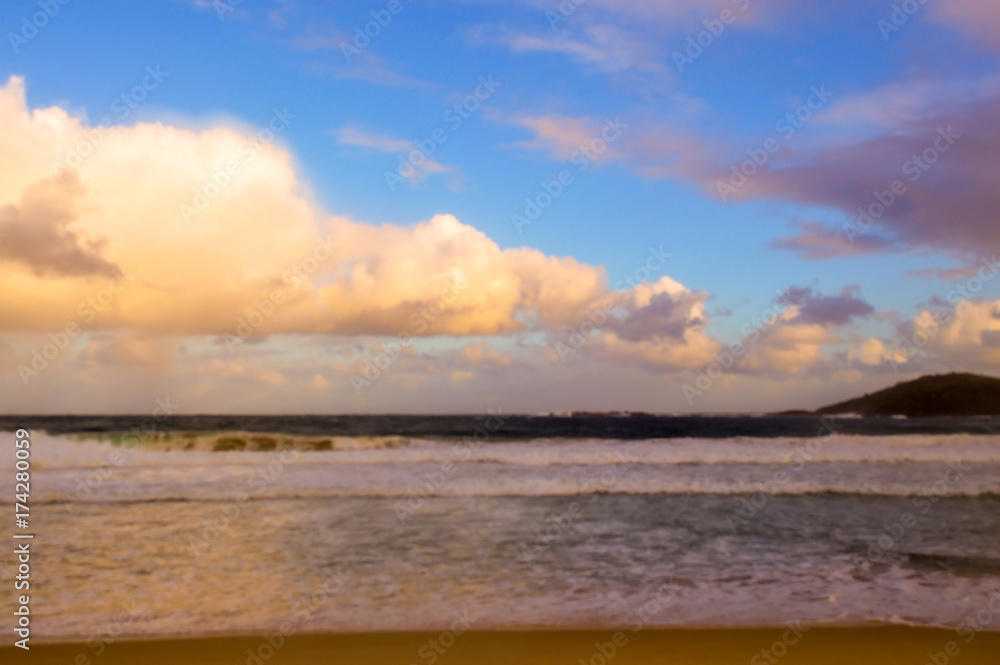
[816,373,1000,417]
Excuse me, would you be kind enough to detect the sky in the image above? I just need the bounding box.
[1,0,999,414]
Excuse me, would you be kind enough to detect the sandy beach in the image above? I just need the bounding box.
[8,627,1000,665]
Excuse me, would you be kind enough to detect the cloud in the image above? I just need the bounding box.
[502,112,704,179]
[537,0,742,21]
[477,0,797,76]
[0,172,119,277]
[333,125,459,186]
[489,24,669,75]
[506,76,1000,259]
[748,92,999,257]
[848,297,1000,374]
[0,76,332,335]
[908,266,991,281]
[289,25,435,92]
[204,359,245,378]
[932,0,1000,47]
[906,299,1000,367]
[607,284,705,342]
[334,126,414,154]
[769,219,900,259]
[714,77,1000,258]
[0,77,923,408]
[0,76,711,357]
[980,329,1000,348]
[585,278,722,371]
[848,337,906,366]
[661,284,880,377]
[217,4,435,91]
[311,213,612,336]
[258,370,285,386]
[699,285,876,375]
[461,342,511,368]
[504,114,633,163]
[782,285,875,327]
[82,334,175,370]
[737,321,836,375]
[316,56,435,91]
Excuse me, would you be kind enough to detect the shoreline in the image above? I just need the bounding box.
[7,626,1000,664]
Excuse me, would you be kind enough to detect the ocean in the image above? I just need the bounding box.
[2,415,1000,640]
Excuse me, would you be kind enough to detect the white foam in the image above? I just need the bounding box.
[6,433,999,504]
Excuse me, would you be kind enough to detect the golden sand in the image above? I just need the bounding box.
[7,626,1000,665]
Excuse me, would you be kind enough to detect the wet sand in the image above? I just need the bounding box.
[8,626,1000,664]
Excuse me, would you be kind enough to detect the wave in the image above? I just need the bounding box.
[10,431,1000,469]
[903,552,1000,576]
[4,432,999,505]
[16,479,1000,505]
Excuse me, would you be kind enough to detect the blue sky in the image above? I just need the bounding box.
[1,0,999,413]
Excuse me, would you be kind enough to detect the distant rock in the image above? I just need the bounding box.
[815,373,1000,417]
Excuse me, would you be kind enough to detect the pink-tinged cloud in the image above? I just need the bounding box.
[743,102,998,257]
[932,0,1000,47]
[506,79,1000,260]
